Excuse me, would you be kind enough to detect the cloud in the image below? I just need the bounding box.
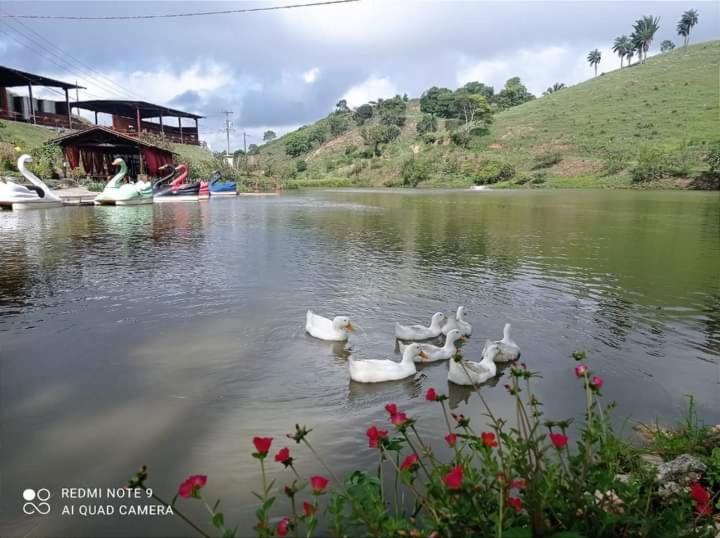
[303,67,320,84]
[342,76,399,108]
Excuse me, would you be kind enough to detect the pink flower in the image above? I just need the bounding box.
[303,501,315,518]
[390,412,409,427]
[510,478,527,490]
[481,432,498,448]
[425,388,437,401]
[253,436,273,456]
[178,475,207,498]
[274,447,292,466]
[366,426,388,448]
[590,376,604,390]
[690,482,712,516]
[400,454,419,472]
[575,365,588,377]
[385,403,398,416]
[310,475,329,494]
[443,466,464,490]
[276,516,290,537]
[507,497,523,513]
[445,433,458,447]
[549,432,569,449]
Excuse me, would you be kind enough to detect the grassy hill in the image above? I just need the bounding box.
[258,40,719,189]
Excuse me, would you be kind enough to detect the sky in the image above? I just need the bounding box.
[1,0,718,151]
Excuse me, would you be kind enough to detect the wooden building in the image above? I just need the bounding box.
[0,65,84,129]
[51,126,175,179]
[72,100,203,145]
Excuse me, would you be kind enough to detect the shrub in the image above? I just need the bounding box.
[416,114,437,135]
[631,147,671,182]
[421,133,440,145]
[530,171,547,185]
[29,143,62,179]
[285,132,312,157]
[344,144,357,156]
[705,142,720,174]
[444,119,462,131]
[532,151,562,169]
[380,111,406,128]
[328,114,349,137]
[449,130,470,148]
[0,142,16,171]
[307,126,328,146]
[400,157,431,187]
[474,159,515,184]
[602,148,628,175]
[295,160,307,173]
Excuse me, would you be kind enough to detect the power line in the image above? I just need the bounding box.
[0,0,360,21]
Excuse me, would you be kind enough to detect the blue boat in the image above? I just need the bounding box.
[209,171,237,197]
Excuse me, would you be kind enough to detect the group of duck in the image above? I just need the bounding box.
[305,307,520,386]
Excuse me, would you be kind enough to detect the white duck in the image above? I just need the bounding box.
[448,342,500,386]
[399,329,464,362]
[395,312,446,341]
[442,306,472,337]
[483,323,521,362]
[349,343,427,383]
[305,310,354,341]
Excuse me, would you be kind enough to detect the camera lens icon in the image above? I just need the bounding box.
[22,488,51,515]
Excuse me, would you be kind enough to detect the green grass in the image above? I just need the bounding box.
[0,119,56,150]
[258,40,719,189]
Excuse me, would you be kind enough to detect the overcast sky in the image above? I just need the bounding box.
[1,1,718,151]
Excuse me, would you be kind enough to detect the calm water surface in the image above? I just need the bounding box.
[1,189,719,537]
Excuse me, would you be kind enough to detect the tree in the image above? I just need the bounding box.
[494,77,535,109]
[660,40,676,52]
[420,86,452,116]
[402,93,409,102]
[360,124,400,156]
[284,131,311,157]
[632,15,661,63]
[263,130,277,142]
[678,9,699,48]
[335,99,350,114]
[542,83,566,96]
[587,49,602,76]
[613,35,632,68]
[307,125,328,145]
[377,95,407,127]
[328,113,349,137]
[416,114,437,135]
[453,93,492,132]
[460,81,495,100]
[352,104,373,126]
[247,144,259,155]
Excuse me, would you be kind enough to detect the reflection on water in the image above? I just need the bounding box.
[1,190,719,537]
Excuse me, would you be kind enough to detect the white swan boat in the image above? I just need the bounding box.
[0,155,64,210]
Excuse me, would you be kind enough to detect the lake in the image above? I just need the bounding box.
[1,189,719,537]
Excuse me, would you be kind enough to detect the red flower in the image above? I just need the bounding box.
[507,497,523,513]
[274,447,292,466]
[400,454,419,472]
[425,388,437,401]
[510,478,527,490]
[253,436,273,455]
[366,426,388,448]
[575,365,588,377]
[549,432,569,449]
[443,466,464,490]
[385,403,398,416]
[690,482,712,516]
[303,501,315,518]
[276,516,290,537]
[310,475,329,494]
[445,433,458,447]
[178,475,207,498]
[590,376,604,390]
[390,412,409,426]
[481,432,498,448]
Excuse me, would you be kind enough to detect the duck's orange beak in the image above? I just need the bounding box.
[419,350,429,361]
[345,322,354,331]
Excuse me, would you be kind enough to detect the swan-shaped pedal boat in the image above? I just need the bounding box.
[209,170,237,197]
[448,342,500,386]
[483,323,521,362]
[0,155,63,210]
[305,310,354,341]
[399,328,463,362]
[442,306,472,336]
[349,343,428,383]
[94,158,153,206]
[395,312,446,341]
[153,163,200,202]
[198,180,210,200]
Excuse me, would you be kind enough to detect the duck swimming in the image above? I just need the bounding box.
[395,312,446,341]
[448,342,500,386]
[349,343,427,383]
[442,306,472,337]
[398,329,464,362]
[483,323,520,362]
[306,310,354,341]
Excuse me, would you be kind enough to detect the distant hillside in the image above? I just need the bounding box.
[258,40,719,189]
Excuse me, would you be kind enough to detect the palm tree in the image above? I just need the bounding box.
[678,9,699,47]
[660,40,676,53]
[613,35,631,68]
[587,49,602,76]
[632,15,661,63]
[626,46,635,66]
[543,83,566,96]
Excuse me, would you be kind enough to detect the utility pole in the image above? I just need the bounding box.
[243,131,247,154]
[75,81,79,102]
[223,110,233,157]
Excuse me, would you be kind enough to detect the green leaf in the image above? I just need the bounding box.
[550,533,587,538]
[501,528,532,538]
[212,512,225,529]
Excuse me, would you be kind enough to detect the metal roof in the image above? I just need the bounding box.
[0,65,84,90]
[50,126,176,153]
[71,100,204,120]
